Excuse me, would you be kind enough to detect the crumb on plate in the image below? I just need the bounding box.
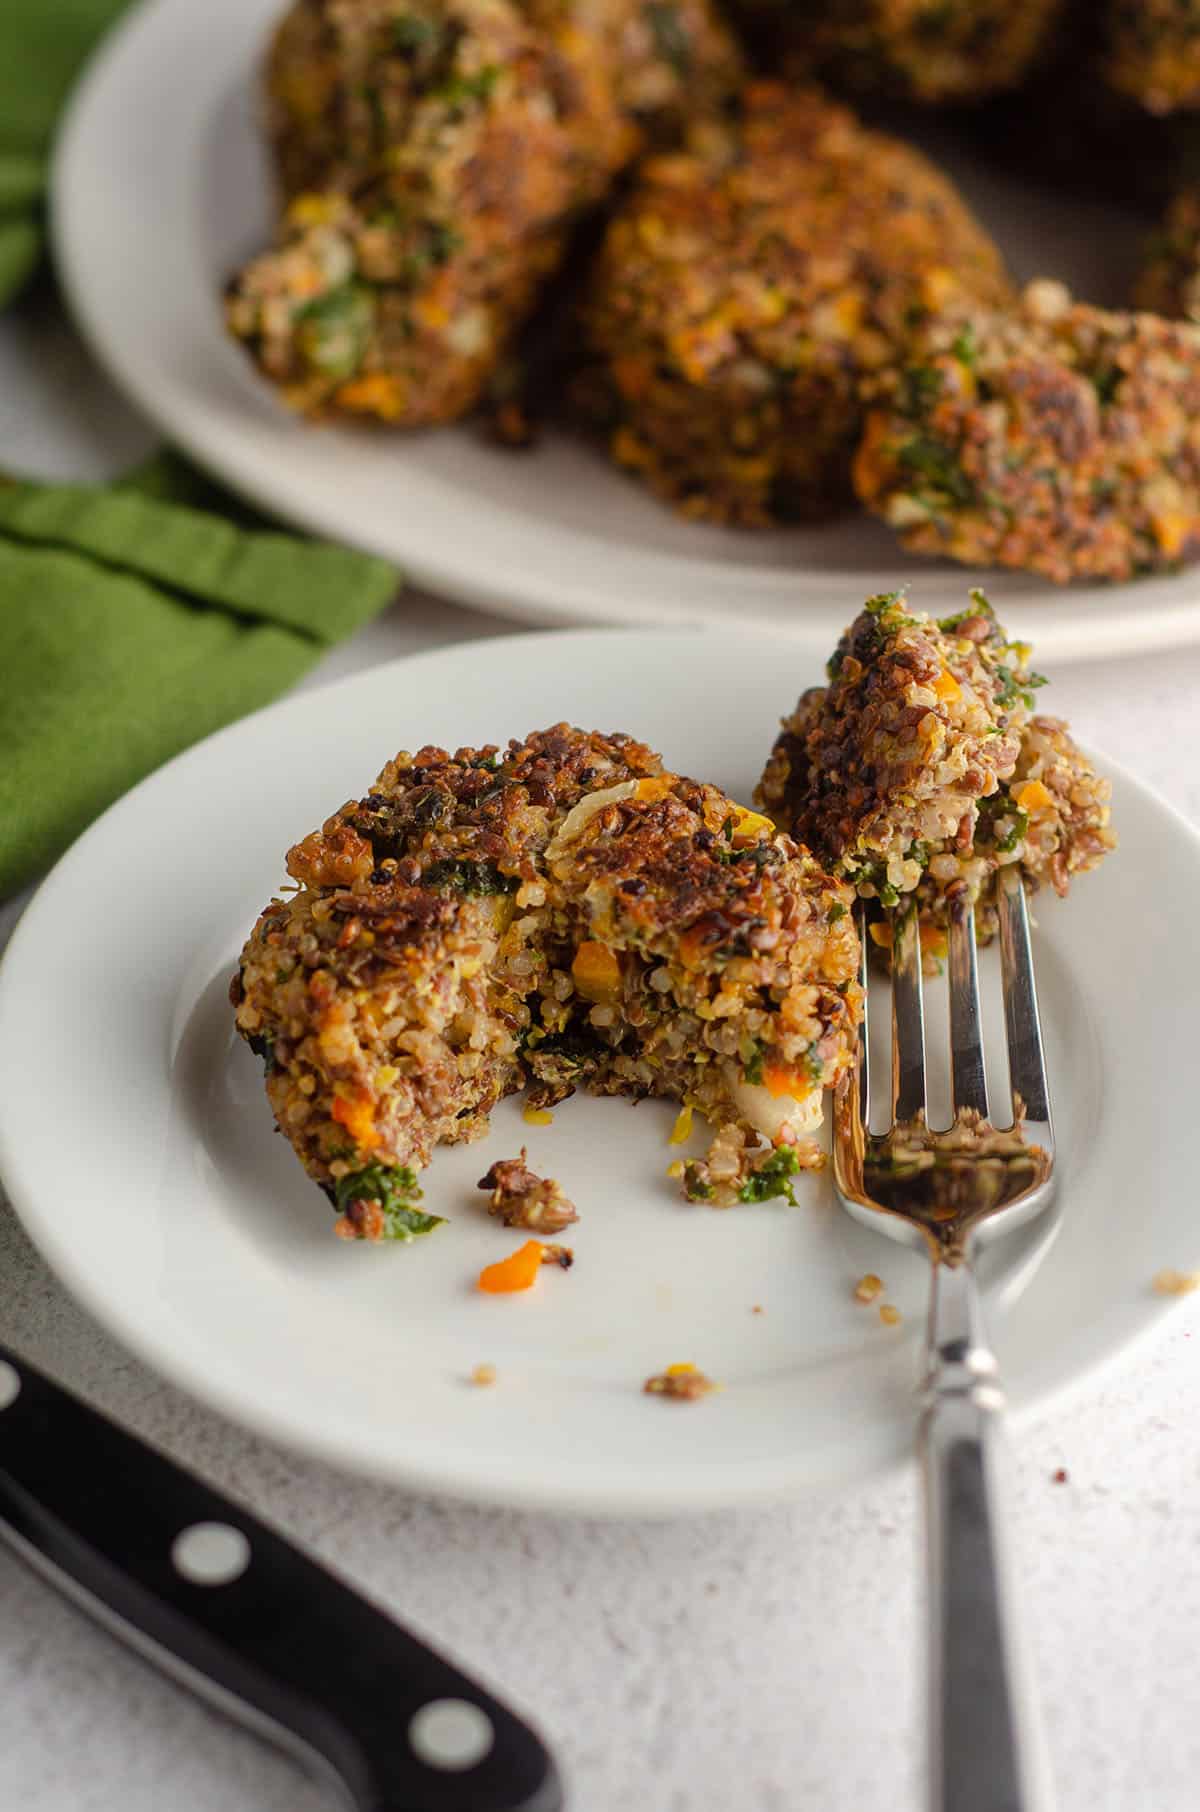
[1153,1267,1200,1296]
[644,1362,717,1400]
[478,1147,579,1232]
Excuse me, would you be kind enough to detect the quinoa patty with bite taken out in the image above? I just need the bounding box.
[232,726,862,1236]
[572,82,1012,526]
[757,592,1115,953]
[854,278,1200,582]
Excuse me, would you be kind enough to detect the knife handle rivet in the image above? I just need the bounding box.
[171,1522,251,1586]
[408,1698,495,1772]
[0,1362,20,1411]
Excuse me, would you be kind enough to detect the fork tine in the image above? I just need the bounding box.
[947,899,989,1117]
[855,901,871,1128]
[891,906,927,1124]
[997,868,1051,1127]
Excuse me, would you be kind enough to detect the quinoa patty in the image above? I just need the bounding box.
[267,0,741,202]
[572,82,1012,526]
[1136,187,1200,319]
[230,0,592,424]
[758,592,1115,948]
[236,0,742,425]
[854,278,1200,582]
[729,0,1063,106]
[233,726,861,1233]
[1105,0,1200,114]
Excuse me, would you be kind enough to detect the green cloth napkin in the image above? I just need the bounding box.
[0,0,129,306]
[0,8,404,899]
[0,456,400,897]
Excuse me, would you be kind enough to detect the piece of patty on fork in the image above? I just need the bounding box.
[757,591,1116,956]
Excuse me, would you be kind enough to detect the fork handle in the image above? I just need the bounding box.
[920,1260,1053,1812]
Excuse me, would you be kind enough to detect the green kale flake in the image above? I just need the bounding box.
[743,1044,766,1087]
[899,364,943,417]
[950,322,977,368]
[993,805,1029,854]
[827,901,847,924]
[897,434,977,508]
[391,13,442,56]
[421,858,519,894]
[645,2,692,75]
[435,63,499,106]
[334,1164,445,1241]
[1091,365,1122,407]
[683,1162,713,1201]
[993,665,1048,713]
[863,588,908,618]
[938,588,997,635]
[739,1147,801,1206]
[295,283,375,381]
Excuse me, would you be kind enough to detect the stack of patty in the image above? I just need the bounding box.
[573,82,1012,525]
[227,0,742,425]
[758,591,1116,947]
[232,725,862,1232]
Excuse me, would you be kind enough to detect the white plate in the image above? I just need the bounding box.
[51,0,1200,663]
[0,629,1195,1515]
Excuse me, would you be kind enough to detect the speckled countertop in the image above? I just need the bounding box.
[2,290,1200,1812]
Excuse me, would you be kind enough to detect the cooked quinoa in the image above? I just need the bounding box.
[854,278,1200,582]
[1136,187,1200,318]
[728,0,1063,106]
[1105,0,1200,114]
[571,82,1012,526]
[232,726,862,1235]
[757,591,1116,944]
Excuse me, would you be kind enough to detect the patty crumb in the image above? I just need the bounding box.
[470,1363,497,1388]
[751,1304,764,1315]
[540,1243,574,1269]
[478,1148,579,1234]
[1153,1268,1200,1296]
[644,1363,717,1401]
[854,1272,885,1304]
[879,1303,903,1327]
[1052,1467,1069,1484]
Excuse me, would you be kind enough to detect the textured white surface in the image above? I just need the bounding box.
[3,289,1200,1811]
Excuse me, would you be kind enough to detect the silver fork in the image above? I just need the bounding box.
[833,867,1057,1812]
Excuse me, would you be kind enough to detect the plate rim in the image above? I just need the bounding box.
[1,624,1197,1516]
[48,0,1200,665]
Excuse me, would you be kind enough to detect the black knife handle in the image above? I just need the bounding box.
[0,1344,562,1812]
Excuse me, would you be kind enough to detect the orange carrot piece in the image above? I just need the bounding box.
[478,1241,544,1295]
